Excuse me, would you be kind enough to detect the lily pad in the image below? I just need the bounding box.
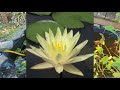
[30,12,52,15]
[27,20,64,43]
[52,12,93,28]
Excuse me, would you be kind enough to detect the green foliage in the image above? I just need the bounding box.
[94,33,120,78]
[27,12,93,42]
[15,48,21,53]
[101,56,108,64]
[113,72,120,78]
[115,12,120,23]
[103,25,116,34]
[27,20,64,43]
[52,12,93,28]
[23,40,27,46]
[112,57,120,70]
[15,57,26,77]
[95,46,104,55]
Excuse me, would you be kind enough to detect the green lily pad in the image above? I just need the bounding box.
[52,12,93,28]
[27,20,64,43]
[77,12,93,24]
[30,12,52,15]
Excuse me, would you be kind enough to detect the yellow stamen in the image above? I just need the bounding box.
[54,40,64,51]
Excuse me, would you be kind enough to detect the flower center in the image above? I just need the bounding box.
[54,40,65,51]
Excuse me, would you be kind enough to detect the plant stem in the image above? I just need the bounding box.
[119,41,120,56]
[112,66,120,73]
[60,73,63,78]
[104,44,111,56]
[110,49,119,57]
[98,62,106,78]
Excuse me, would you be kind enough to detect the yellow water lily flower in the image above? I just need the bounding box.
[27,27,93,76]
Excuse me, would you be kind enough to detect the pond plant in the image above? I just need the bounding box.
[27,27,93,76]
[27,12,93,43]
[94,13,120,78]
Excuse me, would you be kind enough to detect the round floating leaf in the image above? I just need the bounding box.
[27,20,64,43]
[30,12,52,15]
[52,12,93,28]
[77,12,93,24]
[52,12,84,28]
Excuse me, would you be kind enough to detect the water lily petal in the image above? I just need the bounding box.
[67,30,73,38]
[65,31,80,56]
[64,64,83,76]
[27,48,41,57]
[68,40,88,59]
[36,34,49,51]
[31,62,53,69]
[64,30,73,45]
[45,32,50,44]
[49,28,55,44]
[42,57,57,65]
[62,28,67,39]
[30,45,47,58]
[65,54,93,64]
[55,27,62,42]
[29,45,56,64]
[55,64,63,74]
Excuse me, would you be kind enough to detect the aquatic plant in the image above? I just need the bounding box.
[27,27,93,76]
[27,12,93,43]
[94,33,120,78]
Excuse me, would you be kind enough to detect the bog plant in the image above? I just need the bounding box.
[27,27,93,76]
[94,33,120,78]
